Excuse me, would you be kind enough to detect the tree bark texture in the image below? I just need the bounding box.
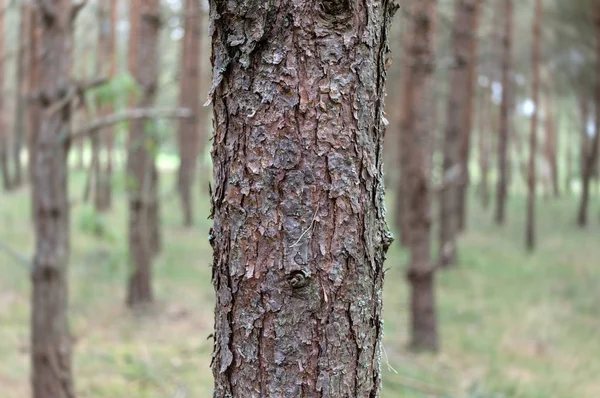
[126,0,161,307]
[93,0,118,212]
[494,0,513,225]
[31,1,77,397]
[440,0,478,267]
[578,7,600,227]
[456,0,480,232]
[526,0,542,251]
[402,0,439,352]
[177,0,203,227]
[209,0,396,396]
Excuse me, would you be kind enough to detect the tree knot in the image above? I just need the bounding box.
[287,270,310,289]
[321,0,350,16]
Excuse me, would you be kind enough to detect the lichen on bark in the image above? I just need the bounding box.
[209,0,396,396]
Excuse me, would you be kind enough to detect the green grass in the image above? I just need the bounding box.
[1,167,599,397]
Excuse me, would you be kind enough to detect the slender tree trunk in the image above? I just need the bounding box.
[526,0,542,251]
[209,1,395,395]
[403,0,439,352]
[31,1,78,397]
[126,0,160,307]
[457,0,481,232]
[26,6,40,190]
[495,0,513,225]
[543,92,559,198]
[397,7,413,246]
[565,112,573,195]
[0,1,9,191]
[176,0,202,227]
[12,3,28,188]
[578,8,600,227]
[148,161,162,256]
[478,86,492,208]
[440,0,478,267]
[93,0,118,212]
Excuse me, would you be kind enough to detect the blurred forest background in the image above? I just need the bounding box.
[1,0,600,397]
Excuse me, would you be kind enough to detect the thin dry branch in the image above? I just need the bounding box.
[0,240,31,269]
[66,107,193,143]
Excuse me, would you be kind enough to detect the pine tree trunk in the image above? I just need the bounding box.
[31,1,77,397]
[26,7,40,189]
[94,0,118,212]
[526,0,542,251]
[177,0,203,227]
[12,4,28,188]
[440,0,478,267]
[495,0,513,225]
[148,161,162,256]
[403,0,439,352]
[0,3,9,191]
[126,0,160,307]
[578,8,600,227]
[543,93,559,198]
[478,86,491,208]
[457,0,481,232]
[396,7,413,246]
[565,113,573,195]
[209,0,395,395]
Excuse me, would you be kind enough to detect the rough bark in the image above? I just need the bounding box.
[457,0,481,232]
[578,8,600,227]
[177,0,203,227]
[93,0,118,212]
[402,0,438,352]
[31,1,77,397]
[209,0,396,396]
[526,0,542,251]
[439,0,478,267]
[0,2,9,191]
[126,0,160,307]
[495,0,513,225]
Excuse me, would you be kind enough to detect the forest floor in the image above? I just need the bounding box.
[1,167,599,398]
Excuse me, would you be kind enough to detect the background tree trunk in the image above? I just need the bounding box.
[578,6,600,227]
[126,0,161,307]
[403,0,439,352]
[478,86,492,208]
[565,112,573,195]
[11,3,28,189]
[0,1,9,191]
[31,1,77,397]
[495,0,513,225]
[93,0,118,212]
[26,6,40,190]
[397,6,413,246]
[177,0,202,227]
[543,91,559,198]
[440,0,479,267]
[457,0,481,232]
[209,0,395,396]
[526,0,542,251]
